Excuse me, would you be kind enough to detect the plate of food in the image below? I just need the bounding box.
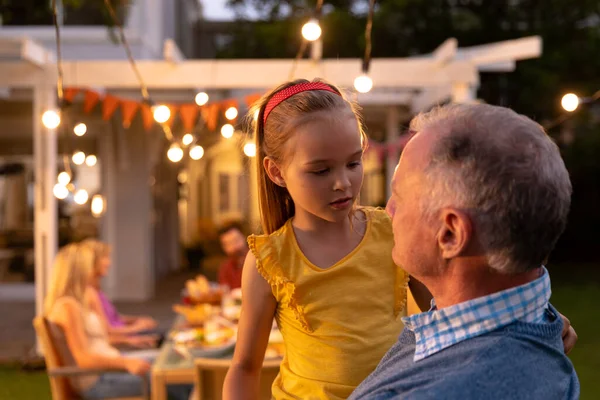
[184,275,224,305]
[172,320,237,358]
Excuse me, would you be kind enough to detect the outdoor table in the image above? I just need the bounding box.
[151,315,281,400]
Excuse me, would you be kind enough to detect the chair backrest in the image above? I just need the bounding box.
[33,316,80,400]
[194,357,281,400]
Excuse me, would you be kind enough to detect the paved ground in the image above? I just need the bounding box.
[0,270,197,364]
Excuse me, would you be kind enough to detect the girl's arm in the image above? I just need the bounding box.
[223,251,277,400]
[50,298,151,375]
[408,276,433,313]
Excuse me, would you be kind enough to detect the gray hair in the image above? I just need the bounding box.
[410,103,572,274]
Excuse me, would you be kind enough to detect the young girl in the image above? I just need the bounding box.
[223,79,430,400]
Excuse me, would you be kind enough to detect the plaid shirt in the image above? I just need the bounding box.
[402,267,551,362]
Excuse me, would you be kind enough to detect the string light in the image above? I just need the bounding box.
[243,142,256,157]
[74,123,87,136]
[225,106,238,120]
[182,133,194,146]
[53,184,69,200]
[354,0,376,93]
[85,155,97,167]
[153,105,171,123]
[290,0,323,79]
[74,189,89,205]
[177,170,188,184]
[167,144,184,162]
[195,92,209,106]
[302,19,322,41]
[57,171,71,185]
[354,74,374,93]
[42,110,61,129]
[221,124,234,139]
[561,93,579,112]
[91,195,105,217]
[72,151,86,165]
[189,145,204,160]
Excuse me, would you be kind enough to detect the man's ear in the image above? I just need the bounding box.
[437,208,472,259]
[263,157,286,187]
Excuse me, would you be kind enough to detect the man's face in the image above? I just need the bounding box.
[385,130,441,280]
[219,228,248,259]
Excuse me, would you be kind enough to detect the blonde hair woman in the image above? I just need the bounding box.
[81,239,159,340]
[44,243,152,399]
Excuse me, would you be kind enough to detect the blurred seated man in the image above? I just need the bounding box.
[216,221,249,290]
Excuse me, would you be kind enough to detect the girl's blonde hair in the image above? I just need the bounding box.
[43,243,95,315]
[249,78,368,234]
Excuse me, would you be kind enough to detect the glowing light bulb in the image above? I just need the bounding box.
[225,106,238,120]
[74,189,89,205]
[354,74,373,93]
[153,105,171,123]
[91,195,105,216]
[221,124,234,139]
[243,143,256,157]
[167,144,184,162]
[189,145,204,160]
[42,110,61,129]
[73,123,87,136]
[57,172,71,185]
[178,170,188,184]
[53,184,69,200]
[302,19,322,41]
[72,151,86,165]
[182,133,194,146]
[561,93,579,112]
[195,92,209,106]
[85,155,97,167]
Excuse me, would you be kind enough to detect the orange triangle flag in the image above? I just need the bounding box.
[201,104,219,131]
[64,87,80,103]
[121,100,140,128]
[140,104,155,131]
[102,95,120,121]
[179,104,199,132]
[83,90,101,114]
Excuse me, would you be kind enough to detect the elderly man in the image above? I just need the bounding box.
[351,104,579,399]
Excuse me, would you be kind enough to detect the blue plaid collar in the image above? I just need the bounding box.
[402,267,551,362]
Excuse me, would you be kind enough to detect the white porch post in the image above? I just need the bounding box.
[33,79,57,318]
[385,106,400,200]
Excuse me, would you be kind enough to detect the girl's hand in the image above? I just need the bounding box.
[559,313,577,354]
[135,317,158,331]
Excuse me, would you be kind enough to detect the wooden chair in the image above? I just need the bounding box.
[33,316,148,400]
[191,357,280,400]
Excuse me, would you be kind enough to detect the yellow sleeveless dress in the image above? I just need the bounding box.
[248,208,409,400]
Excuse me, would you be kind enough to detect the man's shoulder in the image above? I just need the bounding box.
[352,327,579,400]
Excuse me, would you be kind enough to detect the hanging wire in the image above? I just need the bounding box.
[51,0,72,179]
[362,0,376,73]
[289,0,325,80]
[103,0,150,102]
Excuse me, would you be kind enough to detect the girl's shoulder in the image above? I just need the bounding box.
[361,206,393,234]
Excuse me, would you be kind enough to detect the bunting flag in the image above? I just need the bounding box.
[83,90,101,113]
[70,87,262,133]
[64,87,80,103]
[102,95,120,121]
[179,104,199,132]
[120,100,140,128]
